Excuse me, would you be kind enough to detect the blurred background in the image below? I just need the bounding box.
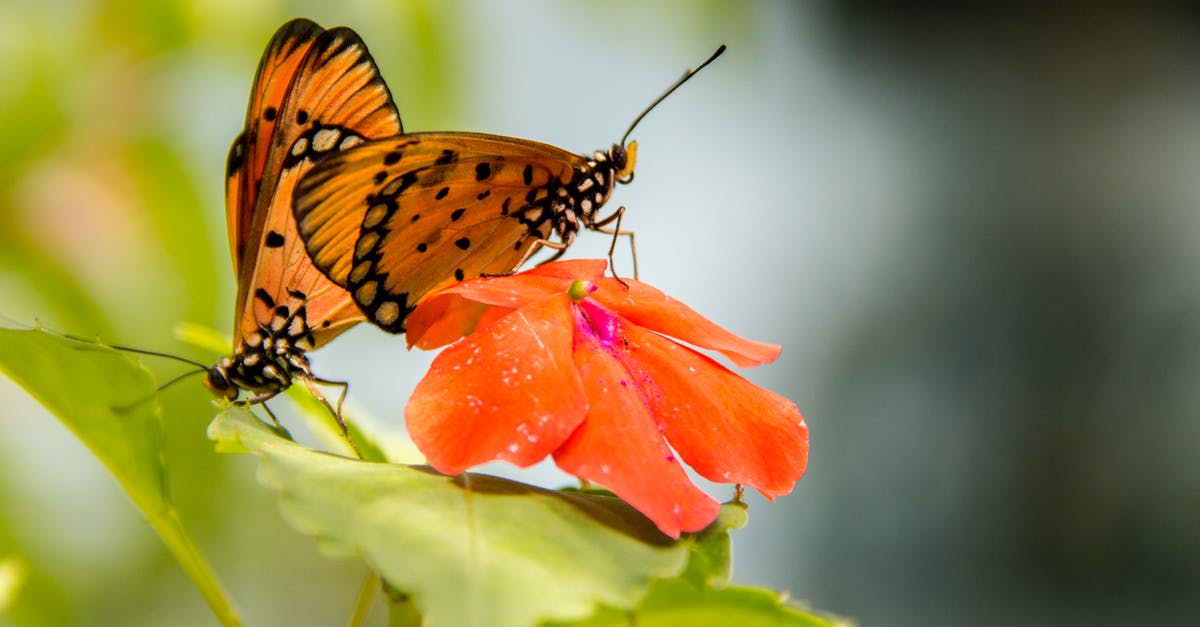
[1,1,1199,625]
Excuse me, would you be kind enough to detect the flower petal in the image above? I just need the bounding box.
[435,259,608,309]
[590,278,781,368]
[553,306,721,538]
[406,260,609,348]
[520,258,608,282]
[406,295,505,350]
[406,295,587,474]
[609,314,808,498]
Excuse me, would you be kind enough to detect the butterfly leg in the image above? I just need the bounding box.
[301,375,362,459]
[259,403,287,435]
[238,389,281,407]
[232,390,288,431]
[310,376,350,422]
[522,238,568,269]
[593,206,638,283]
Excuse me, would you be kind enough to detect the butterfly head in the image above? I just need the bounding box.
[203,365,239,401]
[612,141,637,184]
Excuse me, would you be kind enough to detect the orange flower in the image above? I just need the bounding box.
[405,259,808,537]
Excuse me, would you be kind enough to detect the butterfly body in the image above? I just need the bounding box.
[203,291,320,400]
[205,18,401,403]
[294,133,637,333]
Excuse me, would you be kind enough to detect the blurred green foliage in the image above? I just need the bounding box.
[0,3,469,624]
[0,2,753,625]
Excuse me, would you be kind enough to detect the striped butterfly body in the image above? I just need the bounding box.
[293,46,725,334]
[204,18,401,407]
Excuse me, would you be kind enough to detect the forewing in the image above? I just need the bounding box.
[233,24,403,348]
[225,18,324,277]
[294,132,585,332]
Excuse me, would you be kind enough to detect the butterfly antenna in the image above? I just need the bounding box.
[76,337,211,373]
[155,369,208,393]
[8,318,211,373]
[620,44,727,146]
[111,369,207,415]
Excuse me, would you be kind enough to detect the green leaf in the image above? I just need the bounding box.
[557,578,841,627]
[680,502,747,588]
[0,328,165,505]
[286,382,389,463]
[549,504,840,627]
[0,328,241,625]
[209,408,693,627]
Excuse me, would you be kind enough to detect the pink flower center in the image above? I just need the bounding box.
[573,298,621,352]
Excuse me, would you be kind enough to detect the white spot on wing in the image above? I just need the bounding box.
[312,128,340,152]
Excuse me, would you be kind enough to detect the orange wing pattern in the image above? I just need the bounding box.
[206,19,402,400]
[225,18,322,276]
[293,132,611,332]
[228,20,401,352]
[289,34,723,339]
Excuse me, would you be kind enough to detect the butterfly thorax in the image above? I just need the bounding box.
[546,143,632,246]
[204,304,318,400]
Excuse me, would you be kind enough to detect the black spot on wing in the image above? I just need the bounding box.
[451,208,465,222]
[394,172,419,195]
[255,288,276,309]
[265,231,285,248]
[475,163,492,181]
[226,133,246,177]
[455,237,471,250]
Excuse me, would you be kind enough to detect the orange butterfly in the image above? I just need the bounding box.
[203,18,401,418]
[292,46,725,334]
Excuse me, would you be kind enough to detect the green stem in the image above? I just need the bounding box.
[347,570,379,627]
[146,506,241,626]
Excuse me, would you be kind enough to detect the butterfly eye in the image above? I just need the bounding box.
[615,141,637,184]
[204,367,237,400]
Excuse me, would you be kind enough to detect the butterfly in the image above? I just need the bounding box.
[292,45,725,334]
[203,18,401,423]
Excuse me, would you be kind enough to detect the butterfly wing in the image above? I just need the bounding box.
[228,22,402,349]
[294,132,587,332]
[226,18,323,277]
